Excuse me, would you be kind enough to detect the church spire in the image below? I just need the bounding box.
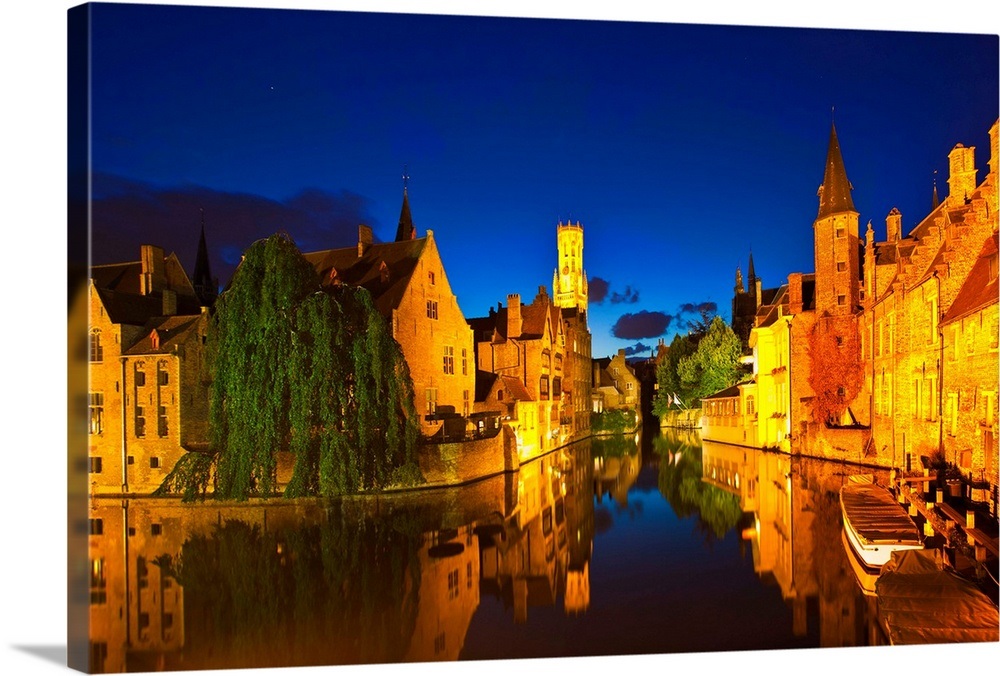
[192,209,217,307]
[817,122,856,219]
[932,171,940,210]
[747,249,756,285]
[734,264,745,294]
[394,168,416,242]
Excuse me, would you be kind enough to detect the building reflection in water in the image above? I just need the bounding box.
[696,431,893,647]
[479,438,594,621]
[85,438,596,672]
[85,430,944,671]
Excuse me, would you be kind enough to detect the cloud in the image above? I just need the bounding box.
[610,285,640,304]
[589,277,639,305]
[622,342,653,356]
[89,172,375,289]
[589,276,609,303]
[611,311,673,339]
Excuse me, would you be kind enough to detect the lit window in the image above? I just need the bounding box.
[90,559,107,605]
[426,388,437,415]
[426,300,438,319]
[89,393,104,435]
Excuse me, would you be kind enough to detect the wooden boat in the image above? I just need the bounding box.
[841,528,878,596]
[840,476,923,571]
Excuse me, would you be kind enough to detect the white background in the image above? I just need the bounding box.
[2,1,997,675]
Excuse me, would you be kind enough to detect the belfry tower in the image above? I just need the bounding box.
[553,220,588,312]
[814,122,861,316]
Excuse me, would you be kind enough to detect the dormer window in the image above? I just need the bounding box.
[380,261,389,284]
[150,330,160,350]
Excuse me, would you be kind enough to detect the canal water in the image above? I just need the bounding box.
[86,427,920,672]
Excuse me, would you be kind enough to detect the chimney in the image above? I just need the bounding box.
[162,289,177,316]
[358,224,373,258]
[948,143,977,204]
[140,245,166,296]
[507,294,522,338]
[989,119,998,182]
[886,208,902,242]
[788,273,803,315]
[617,348,626,361]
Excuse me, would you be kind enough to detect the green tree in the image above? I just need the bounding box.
[676,316,742,403]
[159,234,421,501]
[651,333,696,415]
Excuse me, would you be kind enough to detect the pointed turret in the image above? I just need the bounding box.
[747,250,756,285]
[932,175,940,210]
[395,188,416,242]
[192,210,217,307]
[734,264,745,294]
[817,122,856,219]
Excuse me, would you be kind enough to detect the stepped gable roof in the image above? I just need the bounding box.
[942,232,999,325]
[817,122,856,219]
[302,237,427,318]
[873,240,899,266]
[914,239,949,287]
[124,314,203,355]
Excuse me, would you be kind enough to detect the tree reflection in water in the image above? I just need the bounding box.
[653,433,742,540]
[160,509,422,669]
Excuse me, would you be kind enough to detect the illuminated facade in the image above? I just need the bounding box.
[87,244,210,495]
[303,196,476,439]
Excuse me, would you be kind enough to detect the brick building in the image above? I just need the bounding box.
[862,120,998,509]
[87,244,210,495]
[741,118,998,513]
[302,190,476,440]
[592,349,640,414]
[468,287,566,460]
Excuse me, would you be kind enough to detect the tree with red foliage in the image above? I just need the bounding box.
[807,315,863,425]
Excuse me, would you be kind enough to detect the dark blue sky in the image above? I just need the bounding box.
[85,1,998,358]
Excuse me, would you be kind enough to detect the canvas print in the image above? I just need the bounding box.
[67,2,1000,673]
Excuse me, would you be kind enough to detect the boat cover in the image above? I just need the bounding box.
[876,549,1000,645]
[840,483,921,544]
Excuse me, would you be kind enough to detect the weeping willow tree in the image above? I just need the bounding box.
[160,233,421,501]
